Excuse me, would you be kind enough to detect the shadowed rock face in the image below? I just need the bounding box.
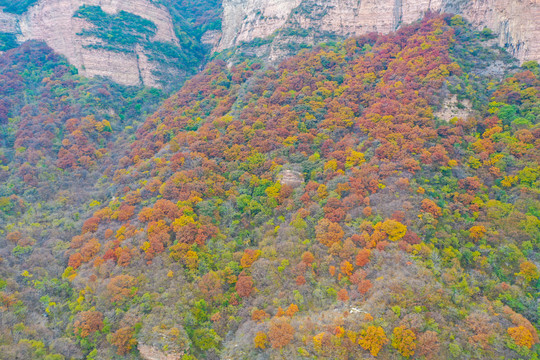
[1,0,182,87]
[217,0,540,62]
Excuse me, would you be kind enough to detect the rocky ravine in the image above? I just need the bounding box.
[1,0,181,87]
[218,0,540,62]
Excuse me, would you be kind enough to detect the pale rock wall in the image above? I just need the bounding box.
[220,0,302,49]
[0,8,18,33]
[1,0,539,87]
[462,0,540,62]
[218,0,540,62]
[201,30,222,47]
[11,0,180,87]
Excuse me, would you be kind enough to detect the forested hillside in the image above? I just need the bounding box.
[0,14,538,359]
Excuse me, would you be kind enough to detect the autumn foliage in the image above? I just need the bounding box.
[0,14,538,360]
[358,326,388,356]
[356,249,371,267]
[107,275,137,303]
[240,249,261,268]
[109,327,137,355]
[508,326,534,349]
[74,310,104,338]
[235,273,254,298]
[392,326,416,358]
[316,218,345,247]
[268,318,295,349]
[254,332,268,349]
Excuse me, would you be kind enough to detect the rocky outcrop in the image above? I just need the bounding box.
[201,30,222,48]
[1,0,182,87]
[217,0,540,62]
[219,0,302,50]
[279,169,304,188]
[435,95,474,122]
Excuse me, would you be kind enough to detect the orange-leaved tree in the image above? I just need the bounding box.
[356,248,371,267]
[268,318,295,349]
[73,310,104,338]
[109,326,137,355]
[235,273,254,298]
[468,225,487,241]
[240,249,261,268]
[316,218,344,247]
[107,275,137,303]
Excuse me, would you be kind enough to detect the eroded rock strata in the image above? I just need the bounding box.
[218,0,540,62]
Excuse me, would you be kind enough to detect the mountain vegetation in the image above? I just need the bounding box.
[0,13,538,360]
[0,32,18,52]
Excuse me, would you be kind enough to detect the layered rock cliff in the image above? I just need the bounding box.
[1,0,184,87]
[1,0,538,87]
[218,0,540,62]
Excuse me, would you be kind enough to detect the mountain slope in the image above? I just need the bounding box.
[0,14,539,360]
[0,41,166,359]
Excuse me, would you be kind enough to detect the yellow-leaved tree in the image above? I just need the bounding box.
[380,219,407,241]
[508,326,534,349]
[358,326,388,356]
[392,326,416,358]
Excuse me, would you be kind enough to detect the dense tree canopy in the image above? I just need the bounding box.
[0,14,538,359]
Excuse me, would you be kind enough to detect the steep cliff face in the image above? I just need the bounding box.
[1,0,183,87]
[218,0,540,62]
[2,0,537,87]
[219,0,301,50]
[462,0,540,63]
[21,0,181,87]
[0,9,17,33]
